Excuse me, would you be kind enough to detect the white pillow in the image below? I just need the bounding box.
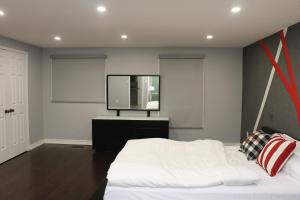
[281,134,300,181]
[283,155,300,182]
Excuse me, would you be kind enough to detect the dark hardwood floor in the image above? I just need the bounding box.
[0,144,116,200]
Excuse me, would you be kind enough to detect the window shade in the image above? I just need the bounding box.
[51,57,106,103]
[159,58,204,128]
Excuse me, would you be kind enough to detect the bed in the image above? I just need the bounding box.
[100,138,300,200]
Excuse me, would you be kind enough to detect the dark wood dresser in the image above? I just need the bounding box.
[92,116,169,151]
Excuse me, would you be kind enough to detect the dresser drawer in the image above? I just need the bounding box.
[92,118,169,151]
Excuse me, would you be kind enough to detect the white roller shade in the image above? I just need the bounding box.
[160,58,204,128]
[51,57,106,103]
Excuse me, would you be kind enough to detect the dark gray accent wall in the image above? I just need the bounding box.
[242,22,300,141]
[0,36,43,144]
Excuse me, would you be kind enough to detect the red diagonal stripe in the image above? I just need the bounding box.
[259,31,300,126]
[259,40,294,102]
[279,30,299,102]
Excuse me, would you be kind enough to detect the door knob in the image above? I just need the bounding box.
[5,109,9,114]
[9,109,14,113]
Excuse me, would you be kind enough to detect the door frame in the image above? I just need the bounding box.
[0,45,30,151]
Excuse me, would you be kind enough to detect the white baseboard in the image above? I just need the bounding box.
[29,139,45,150]
[29,139,92,151]
[224,142,241,146]
[44,139,92,145]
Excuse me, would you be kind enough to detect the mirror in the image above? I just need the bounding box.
[107,75,160,110]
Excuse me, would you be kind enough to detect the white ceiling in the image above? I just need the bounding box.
[0,0,300,48]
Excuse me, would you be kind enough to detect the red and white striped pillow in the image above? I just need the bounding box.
[257,134,297,177]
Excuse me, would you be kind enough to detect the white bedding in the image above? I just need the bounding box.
[105,146,300,200]
[107,139,259,188]
[146,101,159,109]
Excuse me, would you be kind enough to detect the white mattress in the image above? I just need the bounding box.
[104,146,300,200]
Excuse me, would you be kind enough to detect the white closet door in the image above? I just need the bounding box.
[0,48,28,164]
[0,49,10,163]
[8,51,27,155]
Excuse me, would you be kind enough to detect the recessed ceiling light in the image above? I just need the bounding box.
[231,6,241,13]
[0,10,5,16]
[121,34,128,39]
[97,6,106,13]
[206,35,213,40]
[54,36,62,41]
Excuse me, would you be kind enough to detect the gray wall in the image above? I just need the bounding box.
[0,36,43,144]
[242,22,300,141]
[42,47,243,142]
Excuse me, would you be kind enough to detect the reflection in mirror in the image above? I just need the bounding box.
[107,75,160,110]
